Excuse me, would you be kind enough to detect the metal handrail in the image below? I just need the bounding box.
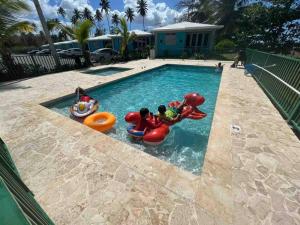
[252,63,300,96]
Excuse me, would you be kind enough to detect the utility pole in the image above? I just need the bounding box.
[32,0,61,68]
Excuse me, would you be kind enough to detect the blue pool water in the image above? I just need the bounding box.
[48,65,221,174]
[84,67,131,76]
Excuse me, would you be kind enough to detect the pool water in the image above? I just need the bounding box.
[84,67,131,76]
[48,65,221,174]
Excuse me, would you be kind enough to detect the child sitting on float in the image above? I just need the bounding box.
[134,108,161,132]
[157,99,187,123]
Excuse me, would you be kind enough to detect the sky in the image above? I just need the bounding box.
[22,0,183,32]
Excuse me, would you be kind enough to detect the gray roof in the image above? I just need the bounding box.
[152,22,223,32]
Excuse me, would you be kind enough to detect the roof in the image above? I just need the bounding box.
[130,30,152,36]
[88,35,112,41]
[152,22,223,32]
[41,40,77,47]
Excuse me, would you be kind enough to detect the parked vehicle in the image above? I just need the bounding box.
[27,50,39,55]
[36,49,50,55]
[90,48,120,62]
[66,48,83,56]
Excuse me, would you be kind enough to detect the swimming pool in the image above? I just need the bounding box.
[48,65,221,174]
[84,67,131,76]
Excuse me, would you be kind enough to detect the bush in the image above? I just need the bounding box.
[215,39,235,52]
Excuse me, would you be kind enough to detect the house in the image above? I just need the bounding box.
[40,30,153,53]
[152,22,223,57]
[87,35,112,51]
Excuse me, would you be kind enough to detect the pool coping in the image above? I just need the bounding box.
[37,61,233,223]
[0,59,236,224]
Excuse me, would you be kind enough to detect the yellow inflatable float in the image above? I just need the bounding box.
[84,112,116,132]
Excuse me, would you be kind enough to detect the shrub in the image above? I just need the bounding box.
[215,39,235,52]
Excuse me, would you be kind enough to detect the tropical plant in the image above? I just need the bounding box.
[119,17,136,60]
[137,0,148,31]
[57,6,66,19]
[54,19,94,66]
[46,18,60,34]
[177,0,248,34]
[100,0,111,33]
[83,7,93,22]
[125,7,135,30]
[215,39,235,52]
[0,0,34,70]
[73,9,82,22]
[111,13,119,27]
[95,9,103,23]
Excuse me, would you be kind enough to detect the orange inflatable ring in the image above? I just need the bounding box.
[84,112,116,132]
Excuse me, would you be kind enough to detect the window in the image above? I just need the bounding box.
[165,33,176,45]
[191,34,197,47]
[197,34,203,46]
[203,33,209,47]
[185,34,191,47]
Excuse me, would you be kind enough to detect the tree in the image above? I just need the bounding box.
[100,0,111,33]
[111,13,119,27]
[57,6,66,19]
[46,18,60,35]
[83,7,93,22]
[54,19,94,66]
[0,0,34,73]
[235,0,300,52]
[94,9,103,36]
[137,0,148,31]
[125,7,135,30]
[73,9,82,21]
[176,0,248,35]
[119,17,136,60]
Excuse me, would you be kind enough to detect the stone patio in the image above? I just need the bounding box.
[0,59,299,225]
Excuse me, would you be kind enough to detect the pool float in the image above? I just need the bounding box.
[84,112,116,132]
[70,96,99,118]
[125,112,170,145]
[165,93,207,125]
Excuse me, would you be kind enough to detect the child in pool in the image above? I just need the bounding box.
[215,62,223,71]
[157,100,186,123]
[135,108,161,132]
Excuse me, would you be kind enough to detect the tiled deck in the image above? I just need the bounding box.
[0,59,299,225]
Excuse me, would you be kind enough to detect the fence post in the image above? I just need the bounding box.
[287,99,300,123]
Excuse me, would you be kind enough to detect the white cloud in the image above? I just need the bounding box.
[20,0,182,32]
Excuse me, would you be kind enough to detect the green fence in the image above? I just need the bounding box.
[0,138,55,225]
[246,49,300,133]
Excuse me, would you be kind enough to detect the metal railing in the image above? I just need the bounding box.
[0,54,85,82]
[246,49,300,133]
[0,138,55,225]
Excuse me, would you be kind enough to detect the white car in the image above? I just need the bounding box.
[90,48,120,62]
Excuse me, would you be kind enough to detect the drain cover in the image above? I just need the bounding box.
[231,124,241,134]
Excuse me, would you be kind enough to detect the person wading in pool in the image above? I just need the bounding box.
[135,108,162,132]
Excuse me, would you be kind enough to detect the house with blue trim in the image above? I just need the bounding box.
[40,30,153,53]
[152,22,223,57]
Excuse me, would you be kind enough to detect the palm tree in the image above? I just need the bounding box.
[57,6,66,19]
[54,19,94,66]
[0,0,34,68]
[100,0,111,33]
[83,7,93,22]
[119,17,136,60]
[111,13,119,27]
[125,7,135,30]
[177,0,248,34]
[73,8,82,21]
[95,9,103,23]
[46,18,60,35]
[137,0,148,31]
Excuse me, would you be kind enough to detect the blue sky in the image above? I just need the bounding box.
[23,0,182,32]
